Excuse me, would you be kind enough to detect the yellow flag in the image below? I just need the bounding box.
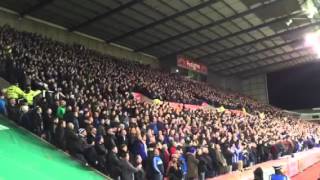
[259,112,265,119]
[217,106,225,113]
[153,99,162,105]
[242,107,247,116]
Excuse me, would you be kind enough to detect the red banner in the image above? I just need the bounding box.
[132,92,212,111]
[177,56,208,74]
[168,102,209,111]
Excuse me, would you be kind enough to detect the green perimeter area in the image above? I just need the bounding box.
[0,116,108,180]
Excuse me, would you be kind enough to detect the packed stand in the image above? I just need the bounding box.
[0,25,320,180]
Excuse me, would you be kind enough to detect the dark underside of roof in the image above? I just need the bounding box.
[1,0,319,78]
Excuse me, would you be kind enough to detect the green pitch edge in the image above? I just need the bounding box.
[0,115,109,180]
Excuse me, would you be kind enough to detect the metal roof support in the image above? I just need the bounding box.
[224,47,309,71]
[134,0,282,52]
[160,12,300,59]
[68,0,142,32]
[197,20,320,61]
[106,0,218,43]
[238,54,315,78]
[19,0,54,17]
[212,39,303,72]
[229,51,311,76]
[209,39,302,67]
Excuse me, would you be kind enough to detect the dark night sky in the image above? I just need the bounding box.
[267,62,320,110]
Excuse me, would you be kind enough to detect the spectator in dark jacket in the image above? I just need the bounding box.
[197,149,207,180]
[253,167,263,180]
[167,153,183,180]
[118,151,141,180]
[203,147,215,178]
[209,144,219,177]
[186,147,199,180]
[105,127,117,151]
[19,104,31,129]
[78,128,99,166]
[6,98,19,122]
[248,144,258,167]
[271,143,279,160]
[63,106,73,123]
[95,135,107,156]
[55,120,66,150]
[96,118,106,137]
[106,146,121,179]
[65,123,87,165]
[30,106,43,136]
[215,144,228,175]
[257,140,269,163]
[117,129,128,146]
[134,155,145,180]
[87,127,97,145]
[68,111,80,132]
[43,108,55,143]
[95,135,108,172]
[133,133,148,163]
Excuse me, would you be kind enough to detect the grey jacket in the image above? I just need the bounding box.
[118,158,139,180]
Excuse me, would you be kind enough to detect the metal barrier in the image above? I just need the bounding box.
[211,148,320,180]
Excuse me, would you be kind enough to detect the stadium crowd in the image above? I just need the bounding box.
[0,25,320,180]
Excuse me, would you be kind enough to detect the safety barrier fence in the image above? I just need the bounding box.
[211,148,320,180]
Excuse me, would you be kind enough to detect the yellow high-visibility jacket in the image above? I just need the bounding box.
[24,90,41,105]
[5,85,25,99]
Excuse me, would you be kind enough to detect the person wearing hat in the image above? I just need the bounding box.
[65,124,87,165]
[270,165,290,180]
[79,128,100,167]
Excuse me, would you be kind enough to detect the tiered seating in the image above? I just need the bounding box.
[0,25,319,179]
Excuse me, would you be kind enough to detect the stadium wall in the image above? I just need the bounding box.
[300,113,320,121]
[0,7,158,66]
[207,72,242,92]
[241,74,269,104]
[207,73,269,104]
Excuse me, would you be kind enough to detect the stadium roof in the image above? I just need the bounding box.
[1,0,320,78]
